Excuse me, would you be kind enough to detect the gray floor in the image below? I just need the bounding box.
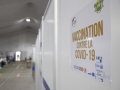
[0,61,35,90]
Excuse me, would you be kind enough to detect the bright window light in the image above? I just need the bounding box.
[26,19,31,22]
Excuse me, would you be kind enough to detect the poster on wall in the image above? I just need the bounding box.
[70,0,111,86]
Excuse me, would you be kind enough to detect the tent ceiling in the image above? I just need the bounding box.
[0,0,49,35]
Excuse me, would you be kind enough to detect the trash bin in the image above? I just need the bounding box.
[27,61,31,68]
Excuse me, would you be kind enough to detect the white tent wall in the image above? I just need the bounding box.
[55,0,120,90]
[24,30,37,59]
[0,29,37,60]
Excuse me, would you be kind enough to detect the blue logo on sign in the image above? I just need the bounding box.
[74,65,78,69]
[88,72,96,78]
[72,17,77,27]
[96,56,102,63]
[88,73,91,75]
[95,63,103,69]
[92,72,95,77]
[97,77,103,82]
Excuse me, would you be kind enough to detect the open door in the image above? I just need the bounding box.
[16,51,21,61]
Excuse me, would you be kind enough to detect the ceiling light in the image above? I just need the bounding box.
[26,19,31,22]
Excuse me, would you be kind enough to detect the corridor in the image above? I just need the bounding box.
[0,62,35,90]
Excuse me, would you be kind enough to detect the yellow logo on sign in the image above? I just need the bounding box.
[94,0,104,13]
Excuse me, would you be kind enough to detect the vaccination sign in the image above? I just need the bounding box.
[70,0,111,86]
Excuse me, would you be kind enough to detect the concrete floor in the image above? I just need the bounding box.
[0,61,35,90]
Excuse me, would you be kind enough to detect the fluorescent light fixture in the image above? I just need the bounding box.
[26,19,31,22]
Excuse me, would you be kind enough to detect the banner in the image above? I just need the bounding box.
[70,0,111,86]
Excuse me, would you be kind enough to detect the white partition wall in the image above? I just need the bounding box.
[35,0,120,90]
[35,36,39,90]
[39,28,43,90]
[35,29,43,90]
[42,0,54,90]
[55,0,120,90]
[38,29,43,90]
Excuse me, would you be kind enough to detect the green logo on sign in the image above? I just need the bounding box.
[94,0,104,13]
